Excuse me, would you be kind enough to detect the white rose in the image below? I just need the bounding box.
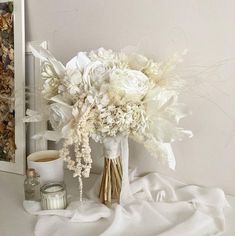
[83,61,107,88]
[49,103,73,130]
[109,69,149,102]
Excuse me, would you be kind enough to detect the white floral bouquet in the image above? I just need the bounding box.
[28,47,192,204]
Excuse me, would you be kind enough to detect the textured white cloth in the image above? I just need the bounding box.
[24,171,229,236]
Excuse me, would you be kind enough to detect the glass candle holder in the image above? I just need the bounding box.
[40,183,67,210]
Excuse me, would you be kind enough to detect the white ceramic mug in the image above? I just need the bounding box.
[27,150,64,185]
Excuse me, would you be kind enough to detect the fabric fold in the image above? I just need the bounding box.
[24,172,229,236]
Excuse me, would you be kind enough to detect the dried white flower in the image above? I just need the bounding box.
[127,53,149,71]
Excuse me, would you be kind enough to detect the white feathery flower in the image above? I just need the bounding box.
[126,53,149,71]
[145,88,193,143]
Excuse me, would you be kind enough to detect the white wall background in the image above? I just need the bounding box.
[26,0,235,195]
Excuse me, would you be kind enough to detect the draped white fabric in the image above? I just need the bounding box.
[24,171,229,236]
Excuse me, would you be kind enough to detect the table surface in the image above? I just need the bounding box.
[0,170,235,236]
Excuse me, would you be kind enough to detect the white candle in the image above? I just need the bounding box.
[41,183,67,210]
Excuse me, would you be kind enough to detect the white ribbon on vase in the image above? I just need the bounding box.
[102,136,122,160]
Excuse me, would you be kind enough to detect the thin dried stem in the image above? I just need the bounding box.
[99,157,123,206]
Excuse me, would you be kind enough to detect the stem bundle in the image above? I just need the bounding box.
[99,157,123,206]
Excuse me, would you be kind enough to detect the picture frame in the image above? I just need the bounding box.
[0,0,25,174]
